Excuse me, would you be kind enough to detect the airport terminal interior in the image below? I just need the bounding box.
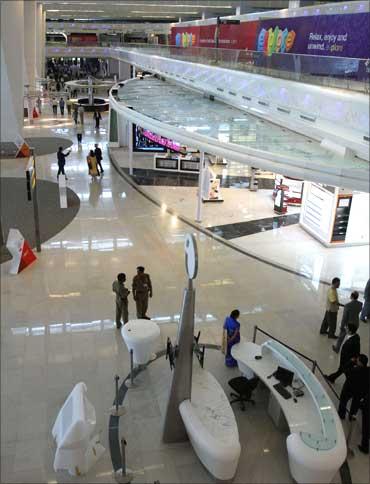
[1,1,369,483]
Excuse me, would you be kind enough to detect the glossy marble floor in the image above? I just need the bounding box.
[1,107,369,483]
[114,150,369,291]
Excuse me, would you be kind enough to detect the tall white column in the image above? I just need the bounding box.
[289,0,300,8]
[119,60,131,81]
[128,122,133,175]
[24,0,37,89]
[42,9,46,77]
[1,0,24,142]
[196,152,205,223]
[36,3,43,78]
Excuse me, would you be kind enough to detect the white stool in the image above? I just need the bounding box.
[121,319,160,366]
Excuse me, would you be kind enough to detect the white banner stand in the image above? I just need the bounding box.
[6,228,37,274]
[58,175,68,208]
[52,382,105,476]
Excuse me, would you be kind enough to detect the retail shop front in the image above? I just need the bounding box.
[108,76,369,290]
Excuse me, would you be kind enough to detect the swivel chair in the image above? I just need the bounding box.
[228,376,259,411]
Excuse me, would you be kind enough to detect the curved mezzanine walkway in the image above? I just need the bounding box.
[1,109,368,483]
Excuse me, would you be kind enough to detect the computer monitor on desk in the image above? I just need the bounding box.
[275,366,294,387]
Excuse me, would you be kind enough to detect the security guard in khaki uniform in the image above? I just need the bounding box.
[132,266,152,319]
[112,273,130,329]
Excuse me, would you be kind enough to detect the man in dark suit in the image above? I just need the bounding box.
[333,291,363,353]
[325,323,360,383]
[337,354,368,420]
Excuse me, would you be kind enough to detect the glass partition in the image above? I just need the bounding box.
[263,340,338,451]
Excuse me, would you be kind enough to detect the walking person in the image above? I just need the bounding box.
[360,278,370,322]
[94,143,104,173]
[223,309,241,367]
[36,96,42,115]
[76,122,83,145]
[66,96,72,116]
[112,273,130,329]
[78,104,84,124]
[333,291,363,353]
[86,149,100,178]
[325,323,360,383]
[93,110,102,129]
[57,146,70,180]
[52,97,58,116]
[320,277,341,338]
[132,266,152,319]
[73,107,78,125]
[337,354,368,420]
[59,97,65,116]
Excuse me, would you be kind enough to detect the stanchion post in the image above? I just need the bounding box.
[125,349,136,388]
[114,438,133,484]
[252,325,258,343]
[110,375,125,416]
[30,148,41,252]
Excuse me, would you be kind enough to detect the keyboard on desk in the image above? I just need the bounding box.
[273,383,292,400]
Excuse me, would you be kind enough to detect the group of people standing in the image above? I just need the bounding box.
[112,267,153,329]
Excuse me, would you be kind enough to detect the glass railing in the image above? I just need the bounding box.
[115,43,370,93]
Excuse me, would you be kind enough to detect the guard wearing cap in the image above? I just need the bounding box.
[132,266,152,319]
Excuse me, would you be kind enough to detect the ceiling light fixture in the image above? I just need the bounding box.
[111,3,232,7]
[130,10,199,14]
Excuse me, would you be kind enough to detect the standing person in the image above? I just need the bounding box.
[358,392,369,454]
[325,323,360,383]
[333,291,363,353]
[93,110,102,129]
[56,80,61,92]
[360,278,370,322]
[52,97,58,115]
[66,96,72,116]
[337,354,368,420]
[112,273,130,329]
[73,107,78,125]
[57,146,70,179]
[223,309,241,367]
[86,149,100,178]
[132,266,152,319]
[320,277,341,338]
[59,97,65,116]
[36,96,42,115]
[78,104,84,124]
[76,122,83,145]
[94,143,104,173]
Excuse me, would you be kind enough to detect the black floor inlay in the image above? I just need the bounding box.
[207,213,300,239]
[122,167,275,189]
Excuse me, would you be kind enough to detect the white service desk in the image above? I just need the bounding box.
[232,339,346,484]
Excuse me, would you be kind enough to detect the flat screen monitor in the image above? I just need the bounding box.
[275,366,294,387]
[133,124,166,152]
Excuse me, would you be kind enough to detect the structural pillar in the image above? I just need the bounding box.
[118,60,131,81]
[128,122,133,175]
[289,0,300,8]
[24,0,37,90]
[1,0,25,143]
[196,152,205,223]
[36,3,44,79]
[42,9,46,78]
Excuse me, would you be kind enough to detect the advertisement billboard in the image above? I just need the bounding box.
[256,12,370,58]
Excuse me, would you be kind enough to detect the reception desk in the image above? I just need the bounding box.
[232,339,346,484]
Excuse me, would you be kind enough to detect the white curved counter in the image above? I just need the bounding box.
[121,319,160,365]
[232,339,346,484]
[179,369,241,481]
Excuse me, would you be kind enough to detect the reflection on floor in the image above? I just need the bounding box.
[112,149,369,291]
[208,214,300,239]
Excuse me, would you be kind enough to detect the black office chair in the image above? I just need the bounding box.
[228,376,259,411]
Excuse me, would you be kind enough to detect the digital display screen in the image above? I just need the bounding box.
[133,125,184,153]
[133,125,166,152]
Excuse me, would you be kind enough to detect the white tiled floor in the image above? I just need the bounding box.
[1,105,368,483]
[114,150,369,291]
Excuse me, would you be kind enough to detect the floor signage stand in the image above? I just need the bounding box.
[6,228,37,274]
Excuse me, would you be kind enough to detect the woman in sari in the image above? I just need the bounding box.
[223,309,241,367]
[87,149,100,178]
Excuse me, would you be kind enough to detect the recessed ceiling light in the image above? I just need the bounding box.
[130,10,199,14]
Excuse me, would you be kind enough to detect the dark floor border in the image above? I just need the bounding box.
[109,148,361,294]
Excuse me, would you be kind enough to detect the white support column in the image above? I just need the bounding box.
[128,122,133,175]
[1,0,24,143]
[119,60,131,81]
[42,10,46,78]
[132,65,136,79]
[289,0,300,8]
[196,152,205,223]
[36,2,43,79]
[24,0,37,90]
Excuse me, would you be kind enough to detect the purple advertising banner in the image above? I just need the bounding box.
[256,12,370,58]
